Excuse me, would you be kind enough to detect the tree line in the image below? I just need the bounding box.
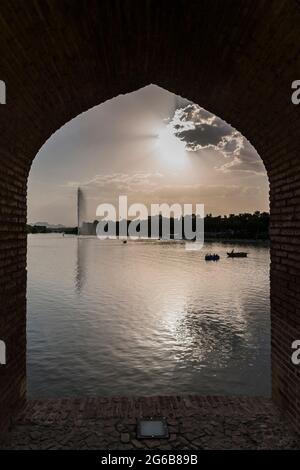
[27,211,269,240]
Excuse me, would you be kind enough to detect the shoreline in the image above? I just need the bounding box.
[204,238,269,244]
[28,233,270,245]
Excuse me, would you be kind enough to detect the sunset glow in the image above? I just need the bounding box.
[157,127,187,168]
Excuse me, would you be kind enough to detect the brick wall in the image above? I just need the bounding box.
[0,156,28,432]
[0,0,300,433]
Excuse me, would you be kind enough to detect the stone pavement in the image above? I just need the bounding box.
[0,396,299,450]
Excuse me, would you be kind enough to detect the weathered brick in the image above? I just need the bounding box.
[0,0,300,436]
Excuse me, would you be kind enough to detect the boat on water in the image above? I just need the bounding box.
[227,249,247,258]
[205,254,220,261]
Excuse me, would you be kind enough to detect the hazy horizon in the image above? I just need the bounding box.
[28,85,269,226]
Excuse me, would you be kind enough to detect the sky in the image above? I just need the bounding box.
[28,84,269,226]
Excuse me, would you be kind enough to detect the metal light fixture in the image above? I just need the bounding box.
[137,417,169,439]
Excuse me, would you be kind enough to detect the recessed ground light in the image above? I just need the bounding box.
[137,417,169,439]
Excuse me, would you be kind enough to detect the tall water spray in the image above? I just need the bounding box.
[77,187,87,236]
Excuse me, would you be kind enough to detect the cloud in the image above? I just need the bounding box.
[218,140,266,175]
[67,172,164,193]
[67,172,260,203]
[167,104,265,174]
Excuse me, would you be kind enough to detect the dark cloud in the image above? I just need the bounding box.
[168,104,264,174]
[176,123,230,149]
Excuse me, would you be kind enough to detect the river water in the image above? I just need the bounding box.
[27,235,270,398]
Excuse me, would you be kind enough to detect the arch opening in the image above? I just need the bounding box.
[27,84,270,399]
[1,0,300,440]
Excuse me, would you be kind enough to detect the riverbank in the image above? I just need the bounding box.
[204,238,270,245]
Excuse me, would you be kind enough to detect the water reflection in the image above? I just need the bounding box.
[75,237,87,293]
[175,306,248,366]
[27,236,270,398]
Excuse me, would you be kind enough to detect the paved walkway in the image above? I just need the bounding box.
[0,396,299,450]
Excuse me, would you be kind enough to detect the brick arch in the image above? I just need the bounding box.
[0,0,300,433]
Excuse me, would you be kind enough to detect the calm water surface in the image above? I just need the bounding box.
[27,235,270,398]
